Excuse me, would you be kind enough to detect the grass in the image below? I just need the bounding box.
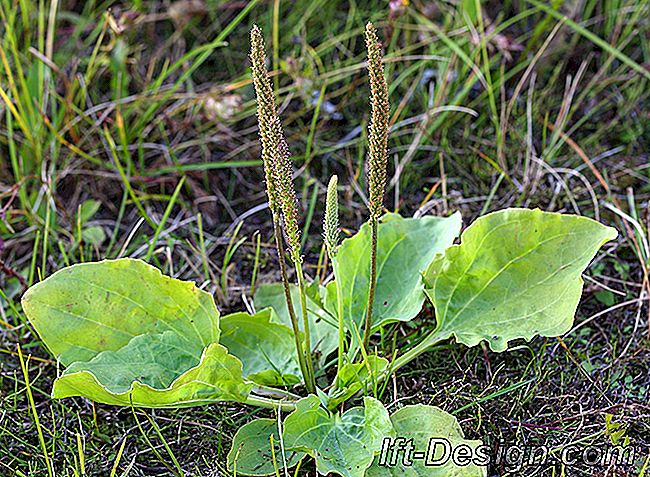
[1,0,649,475]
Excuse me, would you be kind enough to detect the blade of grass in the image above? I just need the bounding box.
[221,221,246,302]
[250,231,262,296]
[452,378,536,414]
[17,345,53,477]
[109,437,128,477]
[196,213,211,284]
[145,177,186,261]
[300,181,319,249]
[143,413,184,477]
[103,126,156,229]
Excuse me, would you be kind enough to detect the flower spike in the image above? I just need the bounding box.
[365,22,389,219]
[323,175,340,257]
[362,22,390,352]
[249,24,283,215]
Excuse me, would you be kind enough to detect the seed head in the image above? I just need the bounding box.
[365,22,389,219]
[249,24,283,214]
[323,175,340,257]
[249,25,302,262]
[276,138,302,262]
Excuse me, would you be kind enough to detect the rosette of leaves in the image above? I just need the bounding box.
[21,208,616,475]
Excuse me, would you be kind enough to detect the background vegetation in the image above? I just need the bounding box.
[0,0,648,475]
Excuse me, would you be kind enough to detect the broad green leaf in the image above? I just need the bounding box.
[220,309,302,386]
[424,209,618,351]
[53,341,252,407]
[325,213,462,333]
[23,258,251,407]
[366,405,487,476]
[227,418,305,476]
[254,283,338,363]
[22,258,219,365]
[283,395,393,477]
[306,280,327,308]
[328,356,389,409]
[64,330,203,393]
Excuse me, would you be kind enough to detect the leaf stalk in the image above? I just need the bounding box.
[246,394,297,412]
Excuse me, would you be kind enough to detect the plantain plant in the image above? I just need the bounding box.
[21,24,617,477]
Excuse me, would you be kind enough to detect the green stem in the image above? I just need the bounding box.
[271,215,311,390]
[362,216,379,352]
[294,262,317,394]
[331,257,346,384]
[253,385,302,401]
[246,395,297,412]
[359,328,445,396]
[389,329,443,374]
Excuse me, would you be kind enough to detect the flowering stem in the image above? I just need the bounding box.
[249,25,316,394]
[362,216,379,351]
[331,257,346,383]
[294,261,316,393]
[272,214,311,390]
[253,384,302,401]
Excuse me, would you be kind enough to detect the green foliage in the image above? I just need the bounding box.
[366,405,486,476]
[3,1,647,474]
[227,418,305,475]
[328,356,389,410]
[424,209,618,352]
[325,213,462,334]
[220,309,303,386]
[254,282,338,363]
[22,259,253,407]
[283,395,393,477]
[17,20,619,476]
[22,259,220,366]
[53,341,251,407]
